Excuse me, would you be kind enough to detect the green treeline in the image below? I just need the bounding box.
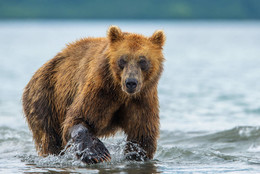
[0,0,260,19]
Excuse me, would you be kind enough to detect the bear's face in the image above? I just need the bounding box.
[107,26,165,95]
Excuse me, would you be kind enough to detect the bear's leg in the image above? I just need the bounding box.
[23,89,63,156]
[124,140,148,161]
[35,126,63,156]
[68,124,111,164]
[124,136,157,161]
[122,91,159,161]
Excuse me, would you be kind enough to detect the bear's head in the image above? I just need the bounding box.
[107,26,165,95]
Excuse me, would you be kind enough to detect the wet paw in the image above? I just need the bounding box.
[125,142,148,161]
[70,124,111,164]
[125,151,147,161]
[75,136,111,164]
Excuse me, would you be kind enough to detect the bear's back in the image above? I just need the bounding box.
[26,37,109,124]
[53,37,109,116]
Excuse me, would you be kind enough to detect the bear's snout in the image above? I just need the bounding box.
[125,78,138,93]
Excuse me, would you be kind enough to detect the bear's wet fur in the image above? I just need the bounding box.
[22,26,165,163]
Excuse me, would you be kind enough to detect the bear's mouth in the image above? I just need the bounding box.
[126,88,136,94]
[121,82,141,95]
[122,86,137,95]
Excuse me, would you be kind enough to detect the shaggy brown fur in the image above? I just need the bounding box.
[22,26,165,161]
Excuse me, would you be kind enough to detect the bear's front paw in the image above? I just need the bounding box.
[70,124,111,164]
[75,137,111,164]
[125,142,148,161]
[125,151,148,161]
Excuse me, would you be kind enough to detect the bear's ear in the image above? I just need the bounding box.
[107,25,123,43]
[149,30,166,47]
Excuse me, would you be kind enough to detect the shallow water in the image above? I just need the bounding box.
[0,20,260,173]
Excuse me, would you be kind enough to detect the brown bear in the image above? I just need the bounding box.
[22,26,165,164]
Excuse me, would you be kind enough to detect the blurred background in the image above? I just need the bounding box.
[0,0,260,173]
[1,0,260,20]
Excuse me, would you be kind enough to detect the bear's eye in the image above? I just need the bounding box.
[139,57,149,71]
[118,58,127,70]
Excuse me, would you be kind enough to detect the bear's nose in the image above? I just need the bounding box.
[125,78,138,90]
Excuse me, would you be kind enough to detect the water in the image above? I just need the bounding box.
[0,20,260,173]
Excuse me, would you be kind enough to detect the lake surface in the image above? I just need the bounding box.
[0,20,260,173]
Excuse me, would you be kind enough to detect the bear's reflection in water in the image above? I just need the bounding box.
[87,161,159,174]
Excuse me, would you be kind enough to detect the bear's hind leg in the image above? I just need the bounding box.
[36,127,63,156]
[23,85,63,156]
